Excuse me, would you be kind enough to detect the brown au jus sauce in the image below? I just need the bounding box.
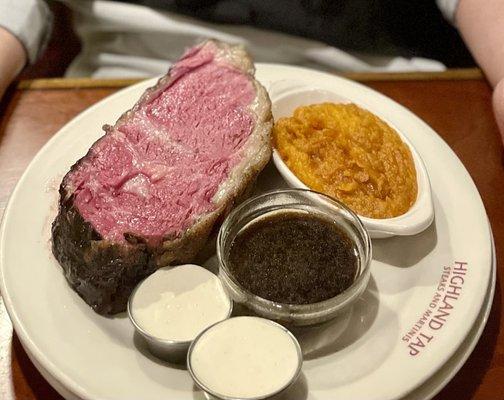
[228,211,359,304]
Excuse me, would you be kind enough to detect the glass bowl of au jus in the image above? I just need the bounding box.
[217,188,372,326]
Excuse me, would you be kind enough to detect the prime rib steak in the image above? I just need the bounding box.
[51,40,272,315]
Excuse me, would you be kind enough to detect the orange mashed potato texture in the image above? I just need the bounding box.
[273,103,418,219]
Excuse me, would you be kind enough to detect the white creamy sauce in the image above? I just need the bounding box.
[190,317,301,399]
[131,264,231,341]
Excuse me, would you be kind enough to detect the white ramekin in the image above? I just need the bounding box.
[269,80,434,238]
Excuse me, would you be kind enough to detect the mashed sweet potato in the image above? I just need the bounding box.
[273,103,417,218]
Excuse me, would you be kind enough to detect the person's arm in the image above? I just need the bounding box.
[0,0,52,99]
[0,28,26,99]
[456,0,504,87]
[455,0,504,137]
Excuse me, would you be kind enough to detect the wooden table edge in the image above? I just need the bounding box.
[15,68,485,90]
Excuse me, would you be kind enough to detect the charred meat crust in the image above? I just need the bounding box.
[51,154,267,315]
[52,182,151,315]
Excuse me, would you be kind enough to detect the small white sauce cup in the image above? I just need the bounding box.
[187,316,303,400]
[269,80,434,238]
[127,265,233,363]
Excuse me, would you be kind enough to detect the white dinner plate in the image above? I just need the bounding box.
[403,234,495,400]
[0,64,494,400]
[19,237,496,400]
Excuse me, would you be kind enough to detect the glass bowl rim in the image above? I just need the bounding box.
[216,188,372,313]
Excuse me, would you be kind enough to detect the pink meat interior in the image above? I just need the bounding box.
[68,44,255,245]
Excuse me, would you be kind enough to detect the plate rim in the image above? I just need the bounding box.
[0,63,494,400]
[404,227,496,400]
[14,232,497,400]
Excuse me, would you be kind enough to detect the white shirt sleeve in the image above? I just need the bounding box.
[0,0,53,64]
[436,0,460,24]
